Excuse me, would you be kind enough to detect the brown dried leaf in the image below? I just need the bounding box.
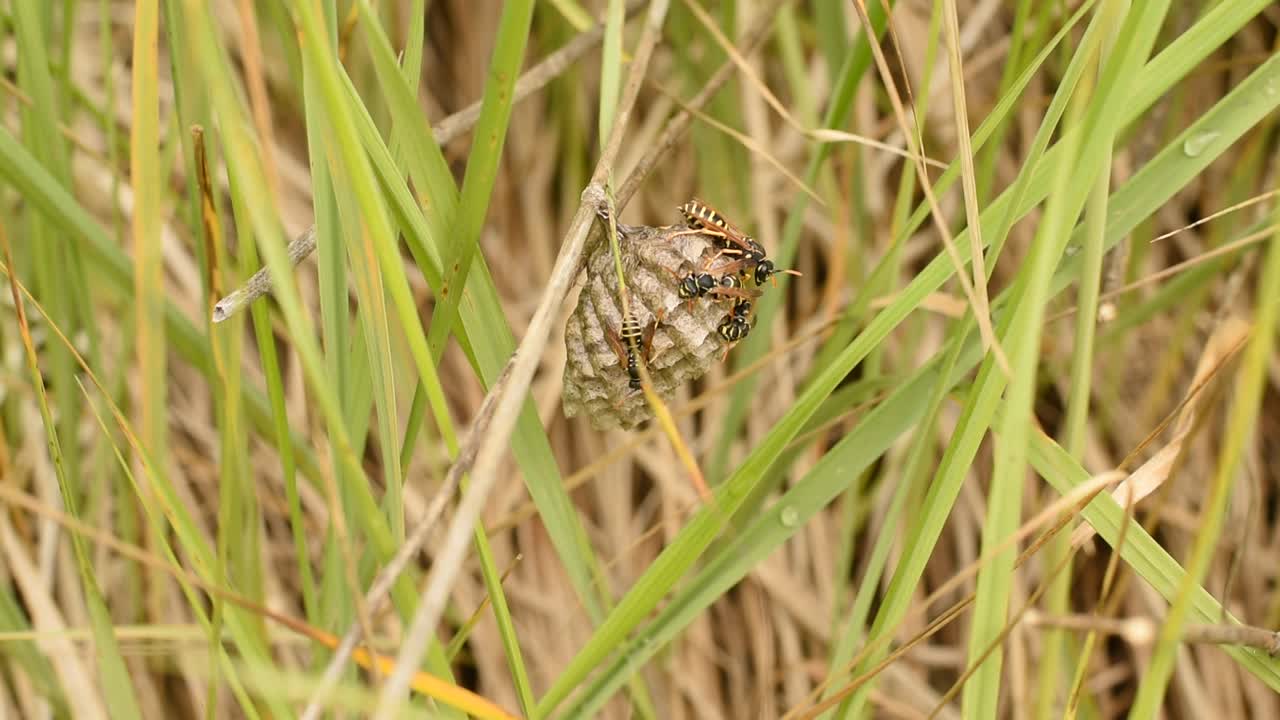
[1071,315,1251,547]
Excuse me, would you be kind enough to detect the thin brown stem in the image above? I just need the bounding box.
[365,2,671,716]
[211,0,643,323]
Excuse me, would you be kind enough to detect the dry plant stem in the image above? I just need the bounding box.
[363,4,671,717]
[785,470,1126,718]
[939,0,994,357]
[210,1,641,323]
[1049,223,1280,323]
[850,0,1011,377]
[433,0,644,142]
[617,0,788,205]
[1149,188,1280,243]
[211,225,316,322]
[310,3,765,710]
[0,483,518,720]
[1026,614,1280,655]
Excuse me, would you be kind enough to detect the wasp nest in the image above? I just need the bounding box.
[563,211,749,431]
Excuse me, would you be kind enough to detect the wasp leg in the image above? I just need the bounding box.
[700,247,748,272]
[669,226,730,244]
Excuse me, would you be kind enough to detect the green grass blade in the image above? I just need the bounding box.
[0,125,322,478]
[1038,3,1127,713]
[422,0,535,359]
[706,1,891,481]
[2,260,143,720]
[1127,188,1280,718]
[184,0,428,645]
[540,39,1280,715]
[77,385,277,719]
[351,4,611,629]
[1027,430,1280,694]
[557,347,979,717]
[598,0,625,149]
[12,0,86,514]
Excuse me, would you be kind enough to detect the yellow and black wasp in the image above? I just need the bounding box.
[716,298,753,360]
[671,259,761,310]
[675,198,802,287]
[605,313,658,391]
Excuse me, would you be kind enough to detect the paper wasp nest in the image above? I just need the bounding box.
[562,220,739,430]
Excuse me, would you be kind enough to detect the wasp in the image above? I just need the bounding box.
[679,198,736,234]
[709,235,803,287]
[676,199,755,258]
[671,262,761,312]
[752,257,803,286]
[605,313,657,391]
[677,199,804,287]
[717,299,753,360]
[675,270,717,300]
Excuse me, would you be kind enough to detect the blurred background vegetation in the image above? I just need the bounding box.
[1,0,1279,718]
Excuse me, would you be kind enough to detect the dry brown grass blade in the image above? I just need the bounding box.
[782,470,1126,719]
[1027,613,1280,655]
[940,0,996,370]
[233,0,280,199]
[362,4,673,716]
[650,80,823,205]
[678,0,947,170]
[677,0,800,132]
[299,4,788,712]
[211,0,645,324]
[617,0,787,205]
[0,484,521,720]
[850,0,1011,378]
[1150,188,1280,243]
[805,128,949,168]
[1070,315,1252,547]
[191,126,223,304]
[0,515,110,720]
[1050,222,1280,324]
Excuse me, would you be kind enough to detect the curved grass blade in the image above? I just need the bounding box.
[540,44,1280,714]
[0,228,143,720]
[706,1,892,480]
[352,2,612,630]
[0,125,323,479]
